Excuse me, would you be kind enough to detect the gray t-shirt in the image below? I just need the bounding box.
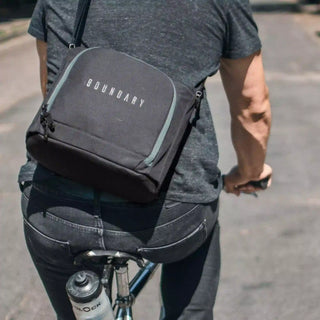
[27,0,261,203]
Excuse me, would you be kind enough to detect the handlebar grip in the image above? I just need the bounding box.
[222,175,270,190]
[247,177,270,190]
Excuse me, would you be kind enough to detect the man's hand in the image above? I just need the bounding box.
[224,164,272,196]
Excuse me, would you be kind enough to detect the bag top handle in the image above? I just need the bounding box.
[70,0,92,48]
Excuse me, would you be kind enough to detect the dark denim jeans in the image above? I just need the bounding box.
[21,178,220,320]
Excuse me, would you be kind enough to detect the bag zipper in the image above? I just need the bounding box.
[143,77,177,167]
[144,86,203,167]
[40,47,96,141]
[46,47,96,113]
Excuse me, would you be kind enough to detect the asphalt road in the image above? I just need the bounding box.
[1,3,320,320]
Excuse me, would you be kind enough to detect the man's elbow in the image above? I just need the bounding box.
[238,84,271,123]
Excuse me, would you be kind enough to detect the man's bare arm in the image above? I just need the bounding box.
[220,51,272,195]
[36,39,47,98]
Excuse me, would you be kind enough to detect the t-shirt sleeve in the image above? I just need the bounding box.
[28,0,47,42]
[222,0,261,59]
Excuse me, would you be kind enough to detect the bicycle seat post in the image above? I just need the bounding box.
[115,262,130,301]
[114,260,134,319]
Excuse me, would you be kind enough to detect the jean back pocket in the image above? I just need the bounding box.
[138,220,207,264]
[24,218,73,266]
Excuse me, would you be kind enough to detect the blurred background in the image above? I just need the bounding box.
[1,0,320,319]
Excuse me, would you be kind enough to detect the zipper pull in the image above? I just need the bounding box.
[195,90,203,109]
[189,90,203,125]
[40,103,48,141]
[46,113,56,133]
[40,104,55,141]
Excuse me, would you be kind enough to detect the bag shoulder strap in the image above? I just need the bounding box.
[70,0,92,48]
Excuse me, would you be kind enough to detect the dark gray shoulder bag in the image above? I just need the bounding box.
[26,0,204,203]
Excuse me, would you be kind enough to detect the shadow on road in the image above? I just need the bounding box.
[252,2,301,13]
[252,1,320,14]
[252,0,320,14]
[0,4,35,22]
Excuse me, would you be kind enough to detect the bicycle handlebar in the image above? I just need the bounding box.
[245,176,269,190]
[222,175,270,198]
[222,175,270,190]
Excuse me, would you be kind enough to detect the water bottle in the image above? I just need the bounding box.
[66,270,114,320]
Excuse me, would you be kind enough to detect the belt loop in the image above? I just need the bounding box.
[93,190,101,216]
[19,182,25,192]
